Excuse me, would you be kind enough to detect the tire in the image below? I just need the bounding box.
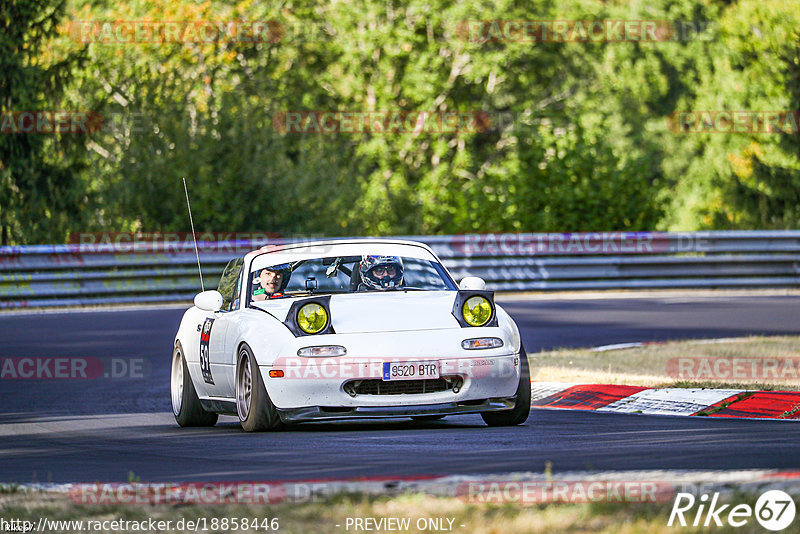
[171,342,218,427]
[412,415,446,422]
[481,346,531,427]
[236,343,284,432]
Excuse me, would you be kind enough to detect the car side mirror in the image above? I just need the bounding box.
[194,290,223,312]
[459,276,486,290]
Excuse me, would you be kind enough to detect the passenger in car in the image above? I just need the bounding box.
[252,264,291,300]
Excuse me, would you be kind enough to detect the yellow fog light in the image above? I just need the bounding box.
[462,296,492,327]
[297,303,328,334]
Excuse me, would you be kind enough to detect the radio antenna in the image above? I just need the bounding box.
[182,177,204,292]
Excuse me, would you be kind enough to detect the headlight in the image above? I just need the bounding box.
[461,337,504,350]
[462,295,492,326]
[297,345,346,357]
[297,303,328,334]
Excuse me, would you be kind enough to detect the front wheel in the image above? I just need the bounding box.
[481,347,531,427]
[236,343,284,432]
[171,342,218,427]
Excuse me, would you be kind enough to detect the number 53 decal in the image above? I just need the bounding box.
[199,318,215,385]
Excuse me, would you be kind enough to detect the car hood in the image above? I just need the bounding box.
[253,291,461,333]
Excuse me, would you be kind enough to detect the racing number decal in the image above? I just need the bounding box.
[199,318,215,385]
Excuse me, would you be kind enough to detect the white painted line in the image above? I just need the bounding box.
[0,302,187,317]
[495,288,800,302]
[591,337,753,352]
[591,342,644,352]
[598,388,744,416]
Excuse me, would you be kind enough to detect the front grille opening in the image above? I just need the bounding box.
[319,406,352,413]
[343,376,463,396]
[456,399,486,406]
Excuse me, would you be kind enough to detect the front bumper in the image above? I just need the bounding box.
[261,353,521,409]
[276,396,516,423]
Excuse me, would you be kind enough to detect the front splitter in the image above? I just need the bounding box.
[277,397,516,422]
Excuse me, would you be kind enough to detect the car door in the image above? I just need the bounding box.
[203,257,243,399]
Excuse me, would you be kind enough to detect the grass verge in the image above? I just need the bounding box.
[0,489,779,534]
[530,335,800,390]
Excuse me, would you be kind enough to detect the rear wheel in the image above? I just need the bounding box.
[481,346,531,427]
[236,343,284,432]
[171,342,218,427]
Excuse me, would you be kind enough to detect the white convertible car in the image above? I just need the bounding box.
[171,239,530,431]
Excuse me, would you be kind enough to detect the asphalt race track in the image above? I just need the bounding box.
[2,295,800,483]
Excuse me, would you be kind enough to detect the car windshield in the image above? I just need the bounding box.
[249,255,456,301]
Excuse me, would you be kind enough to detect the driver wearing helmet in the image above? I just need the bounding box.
[358,255,404,291]
[252,263,291,300]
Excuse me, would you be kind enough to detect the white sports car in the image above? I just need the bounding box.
[171,239,530,431]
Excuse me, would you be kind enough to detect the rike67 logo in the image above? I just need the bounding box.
[668,490,796,531]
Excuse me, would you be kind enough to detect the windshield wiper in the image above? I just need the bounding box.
[383,286,425,291]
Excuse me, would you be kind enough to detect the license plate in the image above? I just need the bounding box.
[382,361,440,381]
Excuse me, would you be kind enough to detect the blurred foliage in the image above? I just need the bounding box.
[2,0,800,243]
[0,0,88,245]
[660,0,800,229]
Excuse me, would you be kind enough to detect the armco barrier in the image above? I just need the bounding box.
[0,231,798,308]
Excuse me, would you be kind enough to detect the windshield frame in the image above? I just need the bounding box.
[245,252,457,307]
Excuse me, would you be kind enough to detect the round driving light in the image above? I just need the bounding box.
[297,303,328,334]
[462,296,492,327]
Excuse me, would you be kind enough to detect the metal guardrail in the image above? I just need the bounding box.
[1,231,798,308]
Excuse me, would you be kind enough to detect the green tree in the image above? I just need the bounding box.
[37,0,800,240]
[0,0,88,244]
[661,0,800,229]
[67,0,363,236]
